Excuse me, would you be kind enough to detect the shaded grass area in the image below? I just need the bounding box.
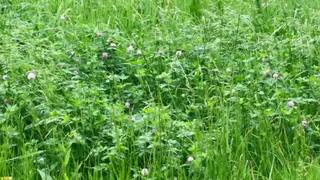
[1,0,320,179]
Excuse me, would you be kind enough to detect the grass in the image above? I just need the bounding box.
[1,0,320,179]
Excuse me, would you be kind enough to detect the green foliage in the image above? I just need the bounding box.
[1,0,320,179]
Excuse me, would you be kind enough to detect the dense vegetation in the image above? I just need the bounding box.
[1,0,320,179]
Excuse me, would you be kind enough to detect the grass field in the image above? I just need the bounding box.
[1,0,320,179]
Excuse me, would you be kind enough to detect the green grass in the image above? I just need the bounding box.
[1,0,320,179]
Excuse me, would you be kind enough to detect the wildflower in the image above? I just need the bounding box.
[60,15,65,20]
[27,71,36,80]
[101,52,109,60]
[96,31,103,37]
[262,67,271,77]
[125,101,130,109]
[187,156,194,163]
[136,49,142,56]
[272,72,279,79]
[131,114,142,122]
[287,100,295,108]
[110,43,117,49]
[127,44,134,54]
[176,50,182,57]
[301,120,309,128]
[141,168,149,176]
[107,37,113,44]
[2,75,8,80]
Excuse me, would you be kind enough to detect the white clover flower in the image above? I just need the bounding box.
[301,120,309,128]
[96,31,103,37]
[287,100,295,108]
[136,49,142,56]
[187,156,194,162]
[2,75,8,80]
[262,67,271,77]
[127,44,135,54]
[60,15,65,20]
[131,114,142,122]
[101,52,109,60]
[125,101,130,109]
[27,71,36,80]
[110,43,117,48]
[107,37,113,44]
[141,168,149,176]
[176,50,182,57]
[272,72,279,79]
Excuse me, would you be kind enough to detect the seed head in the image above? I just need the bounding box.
[141,168,149,176]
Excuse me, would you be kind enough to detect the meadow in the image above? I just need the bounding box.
[1,0,320,179]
